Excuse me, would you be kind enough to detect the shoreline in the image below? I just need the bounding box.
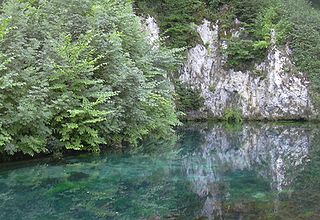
[1,120,318,164]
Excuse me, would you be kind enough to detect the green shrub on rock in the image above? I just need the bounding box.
[223,108,243,123]
[175,81,205,112]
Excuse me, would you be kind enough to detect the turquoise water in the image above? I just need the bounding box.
[1,123,320,219]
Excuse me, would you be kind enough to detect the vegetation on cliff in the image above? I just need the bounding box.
[136,0,320,110]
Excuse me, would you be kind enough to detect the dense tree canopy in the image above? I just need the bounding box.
[0,0,180,156]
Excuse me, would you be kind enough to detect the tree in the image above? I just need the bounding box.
[0,0,180,156]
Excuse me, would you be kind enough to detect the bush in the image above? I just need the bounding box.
[223,108,243,123]
[225,39,268,70]
[0,0,180,156]
[175,81,205,112]
[135,0,211,49]
[279,0,320,107]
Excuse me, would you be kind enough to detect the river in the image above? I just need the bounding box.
[0,122,320,219]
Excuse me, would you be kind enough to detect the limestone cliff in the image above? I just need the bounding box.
[143,17,317,120]
[180,19,316,120]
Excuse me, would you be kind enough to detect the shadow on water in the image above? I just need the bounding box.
[0,122,320,219]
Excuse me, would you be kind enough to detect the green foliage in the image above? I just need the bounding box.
[223,122,243,132]
[230,0,266,24]
[210,0,320,112]
[278,0,320,107]
[311,0,320,9]
[135,0,276,70]
[48,33,114,152]
[0,0,180,156]
[223,108,243,123]
[209,84,216,93]
[222,0,283,70]
[0,1,51,155]
[1,0,320,157]
[134,0,285,70]
[254,2,292,45]
[225,39,268,70]
[175,81,205,112]
[135,0,210,49]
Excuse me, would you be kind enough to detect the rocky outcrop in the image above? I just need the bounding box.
[142,16,316,120]
[141,16,160,50]
[180,19,316,120]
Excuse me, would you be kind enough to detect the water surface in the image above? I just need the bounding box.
[1,122,320,219]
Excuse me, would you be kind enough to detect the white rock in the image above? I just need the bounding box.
[142,16,160,50]
[180,19,315,120]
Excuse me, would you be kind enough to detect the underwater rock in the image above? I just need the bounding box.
[67,172,90,182]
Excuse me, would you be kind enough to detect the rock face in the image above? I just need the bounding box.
[141,16,160,50]
[180,19,316,120]
[142,16,316,120]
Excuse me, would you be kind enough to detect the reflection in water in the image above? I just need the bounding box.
[182,123,317,219]
[0,123,320,219]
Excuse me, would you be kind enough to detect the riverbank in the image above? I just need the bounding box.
[1,120,318,164]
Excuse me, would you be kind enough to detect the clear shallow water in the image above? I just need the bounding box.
[1,123,320,220]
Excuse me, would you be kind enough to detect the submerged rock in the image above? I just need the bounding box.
[67,171,90,182]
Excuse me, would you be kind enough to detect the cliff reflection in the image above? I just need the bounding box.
[181,123,318,219]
